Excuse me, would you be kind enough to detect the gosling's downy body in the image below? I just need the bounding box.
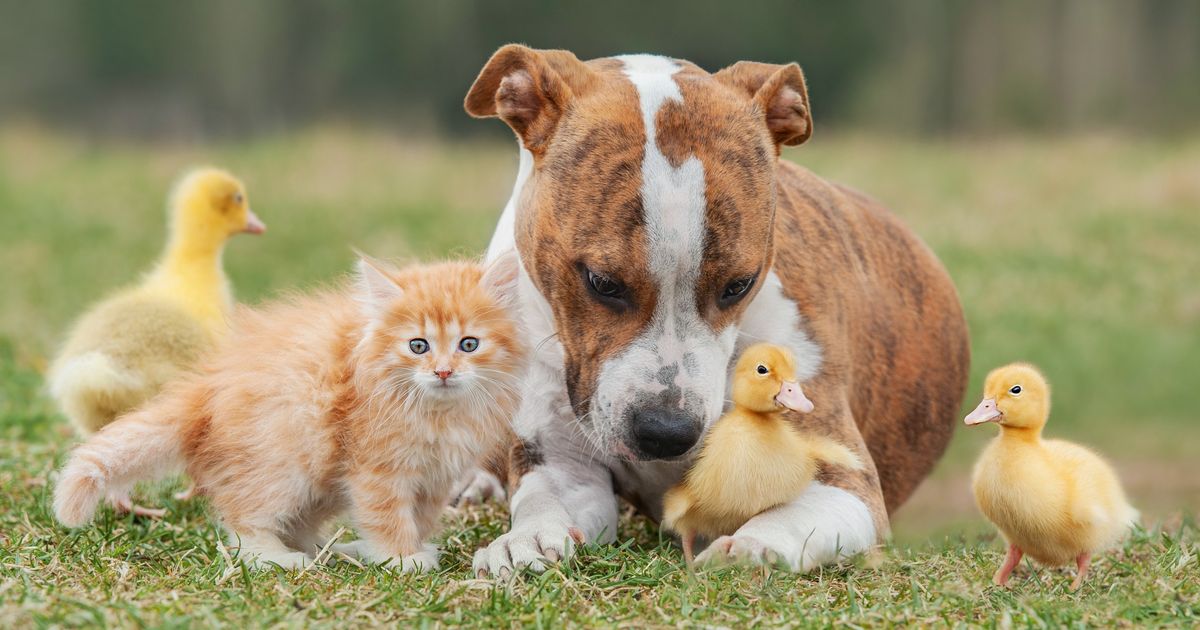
[48,168,263,514]
[967,363,1138,590]
[662,343,863,563]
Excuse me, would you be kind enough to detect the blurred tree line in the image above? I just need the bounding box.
[1,0,1196,139]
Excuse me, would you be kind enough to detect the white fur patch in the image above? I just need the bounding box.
[736,271,823,381]
[485,147,533,264]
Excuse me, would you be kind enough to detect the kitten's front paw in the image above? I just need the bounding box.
[472,523,585,578]
[384,544,440,574]
[451,468,506,507]
[242,550,314,571]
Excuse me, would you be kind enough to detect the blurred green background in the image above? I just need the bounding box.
[3,0,1199,138]
[1,0,1197,540]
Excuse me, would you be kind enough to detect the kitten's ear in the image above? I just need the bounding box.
[481,249,521,310]
[355,252,404,315]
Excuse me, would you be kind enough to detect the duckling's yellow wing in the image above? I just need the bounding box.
[1044,439,1139,549]
[684,413,819,523]
[804,435,864,471]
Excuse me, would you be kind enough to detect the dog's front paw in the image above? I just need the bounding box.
[694,535,784,568]
[472,524,585,578]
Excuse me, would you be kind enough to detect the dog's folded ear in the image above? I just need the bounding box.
[465,44,596,155]
[714,61,813,148]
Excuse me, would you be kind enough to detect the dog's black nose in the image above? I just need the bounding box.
[630,409,701,460]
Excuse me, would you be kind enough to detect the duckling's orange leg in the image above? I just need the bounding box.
[993,544,1023,586]
[108,492,166,519]
[682,532,696,566]
[174,483,199,501]
[1070,552,1091,591]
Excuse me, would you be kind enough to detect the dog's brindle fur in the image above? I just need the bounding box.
[465,46,969,572]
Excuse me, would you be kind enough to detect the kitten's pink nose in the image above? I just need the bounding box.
[435,369,453,381]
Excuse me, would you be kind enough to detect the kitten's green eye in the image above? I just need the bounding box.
[409,339,429,354]
[459,337,479,353]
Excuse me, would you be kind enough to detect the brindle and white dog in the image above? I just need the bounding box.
[460,45,970,576]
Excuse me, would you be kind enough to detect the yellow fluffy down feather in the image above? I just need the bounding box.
[49,168,263,435]
[662,343,863,563]
[966,363,1138,589]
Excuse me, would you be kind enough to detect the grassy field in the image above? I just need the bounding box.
[1,125,1197,626]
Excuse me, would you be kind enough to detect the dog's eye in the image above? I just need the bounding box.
[409,339,429,354]
[756,364,768,375]
[1009,385,1022,396]
[581,265,630,310]
[588,270,623,298]
[459,337,479,352]
[719,276,756,307]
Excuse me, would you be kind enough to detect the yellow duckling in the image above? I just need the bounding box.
[967,363,1138,590]
[662,343,863,563]
[48,168,263,515]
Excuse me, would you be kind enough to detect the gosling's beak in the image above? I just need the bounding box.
[964,398,1002,425]
[775,380,814,413]
[242,209,266,235]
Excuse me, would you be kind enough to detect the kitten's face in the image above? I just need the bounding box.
[390,314,502,401]
[355,255,524,409]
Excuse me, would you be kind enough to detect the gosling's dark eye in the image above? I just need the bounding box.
[409,339,429,354]
[1010,385,1022,395]
[233,192,244,205]
[719,276,756,307]
[756,364,769,375]
[581,265,630,310]
[459,337,479,352]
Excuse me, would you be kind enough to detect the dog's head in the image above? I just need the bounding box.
[466,46,812,461]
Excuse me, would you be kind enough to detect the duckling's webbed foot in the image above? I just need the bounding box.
[108,492,167,519]
[993,544,1023,586]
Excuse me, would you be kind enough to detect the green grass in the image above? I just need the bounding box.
[1,125,1198,626]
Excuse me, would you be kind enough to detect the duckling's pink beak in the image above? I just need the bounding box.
[242,209,266,235]
[776,381,814,413]
[965,398,1001,425]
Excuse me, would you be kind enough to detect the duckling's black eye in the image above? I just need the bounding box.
[409,339,429,354]
[233,192,244,205]
[580,265,630,311]
[1010,385,1022,395]
[756,364,769,375]
[719,276,757,308]
[459,337,479,352]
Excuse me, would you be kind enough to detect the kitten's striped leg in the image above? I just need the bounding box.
[346,473,439,573]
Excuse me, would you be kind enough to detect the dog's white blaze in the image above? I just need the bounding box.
[585,56,733,440]
[617,55,706,295]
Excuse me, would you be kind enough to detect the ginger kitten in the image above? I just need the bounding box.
[54,253,526,571]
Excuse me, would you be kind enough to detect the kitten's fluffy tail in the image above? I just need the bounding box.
[53,391,192,527]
